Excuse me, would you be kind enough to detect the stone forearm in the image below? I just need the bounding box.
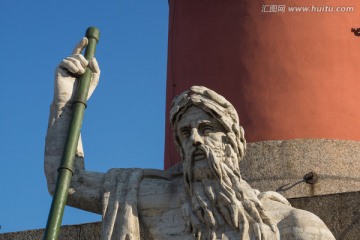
[44,102,84,191]
[44,102,104,213]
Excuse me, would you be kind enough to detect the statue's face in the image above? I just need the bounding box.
[177,106,227,166]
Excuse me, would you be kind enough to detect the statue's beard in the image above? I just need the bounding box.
[183,143,276,240]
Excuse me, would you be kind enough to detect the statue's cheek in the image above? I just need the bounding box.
[206,133,226,145]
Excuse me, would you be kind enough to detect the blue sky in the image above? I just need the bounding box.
[0,1,168,233]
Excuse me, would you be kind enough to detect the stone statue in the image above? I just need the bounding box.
[45,38,336,239]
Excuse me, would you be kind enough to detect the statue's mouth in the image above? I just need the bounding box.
[192,149,206,161]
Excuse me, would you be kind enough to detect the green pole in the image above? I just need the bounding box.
[43,27,100,240]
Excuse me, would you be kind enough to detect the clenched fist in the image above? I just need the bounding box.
[53,37,100,107]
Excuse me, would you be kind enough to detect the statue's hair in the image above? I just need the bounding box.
[170,86,247,162]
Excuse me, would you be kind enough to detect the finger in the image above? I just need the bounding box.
[89,58,100,73]
[70,54,89,68]
[60,59,79,74]
[72,37,88,55]
[90,58,100,86]
[65,57,86,75]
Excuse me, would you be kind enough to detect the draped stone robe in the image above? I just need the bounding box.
[45,151,335,239]
[91,167,334,240]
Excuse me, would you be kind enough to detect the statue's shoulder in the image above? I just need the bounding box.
[279,208,336,239]
[259,191,335,239]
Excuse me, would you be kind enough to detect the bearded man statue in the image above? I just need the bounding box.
[44,38,336,240]
[170,86,278,239]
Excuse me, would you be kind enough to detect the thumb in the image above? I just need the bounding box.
[87,58,100,100]
[89,57,100,74]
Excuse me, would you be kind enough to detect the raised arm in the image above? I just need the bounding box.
[44,38,104,214]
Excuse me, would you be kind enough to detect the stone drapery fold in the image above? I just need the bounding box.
[101,168,144,240]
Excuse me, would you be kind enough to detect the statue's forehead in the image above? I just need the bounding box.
[177,106,215,128]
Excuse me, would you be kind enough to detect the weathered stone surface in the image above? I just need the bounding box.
[0,222,101,240]
[289,191,360,240]
[2,191,358,239]
[241,139,360,198]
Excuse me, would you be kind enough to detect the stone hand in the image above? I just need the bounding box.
[54,37,100,106]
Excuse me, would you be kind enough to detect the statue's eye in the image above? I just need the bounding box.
[201,125,215,135]
[180,128,191,138]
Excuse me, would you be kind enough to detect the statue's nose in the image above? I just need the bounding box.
[191,128,204,146]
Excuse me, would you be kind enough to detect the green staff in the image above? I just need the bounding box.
[43,27,100,240]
